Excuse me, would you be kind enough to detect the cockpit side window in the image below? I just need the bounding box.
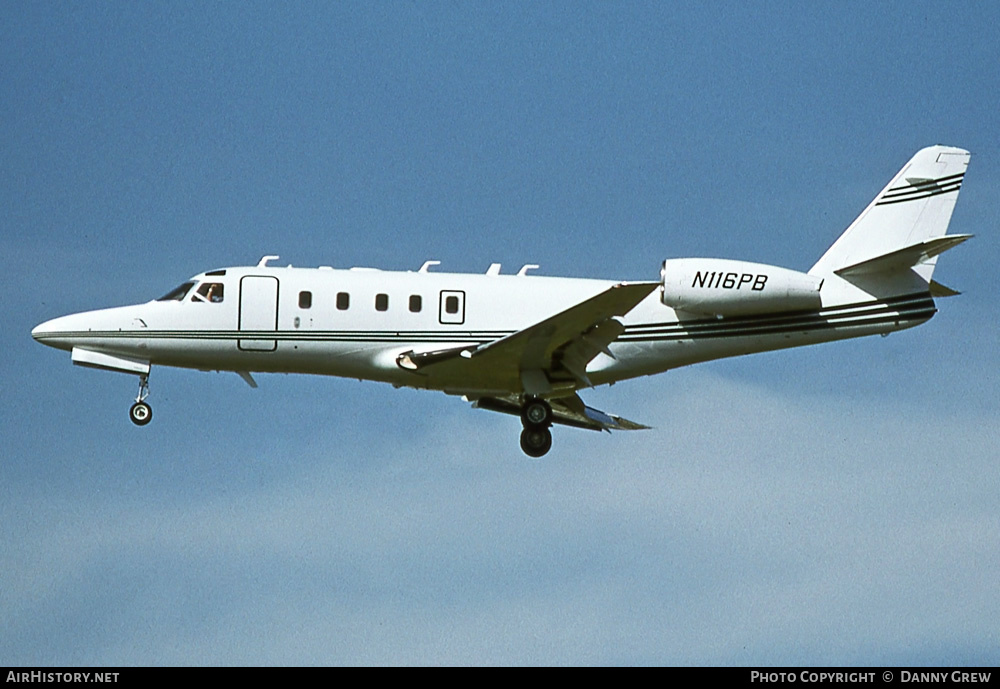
[191,282,225,303]
[157,282,195,301]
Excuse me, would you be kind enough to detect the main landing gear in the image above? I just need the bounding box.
[129,373,152,426]
[519,397,553,458]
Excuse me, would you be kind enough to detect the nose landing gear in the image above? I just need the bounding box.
[519,397,553,457]
[129,373,152,426]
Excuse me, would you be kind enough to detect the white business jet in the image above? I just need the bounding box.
[33,146,971,456]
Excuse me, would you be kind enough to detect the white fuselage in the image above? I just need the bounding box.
[32,263,935,397]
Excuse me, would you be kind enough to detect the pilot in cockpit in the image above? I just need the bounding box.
[193,282,224,303]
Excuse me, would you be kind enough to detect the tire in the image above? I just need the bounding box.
[519,426,552,458]
[129,402,152,426]
[521,398,552,428]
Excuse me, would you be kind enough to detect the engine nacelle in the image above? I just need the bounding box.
[660,258,823,316]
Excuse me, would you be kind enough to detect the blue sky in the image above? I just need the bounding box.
[2,1,998,665]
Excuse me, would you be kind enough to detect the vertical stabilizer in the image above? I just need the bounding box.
[810,146,970,282]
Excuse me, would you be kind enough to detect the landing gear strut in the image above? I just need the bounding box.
[519,397,553,457]
[129,373,152,426]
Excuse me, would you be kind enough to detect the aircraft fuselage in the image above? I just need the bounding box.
[32,262,933,395]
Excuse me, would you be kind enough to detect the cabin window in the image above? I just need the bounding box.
[191,282,224,303]
[157,282,195,301]
[409,295,422,313]
[336,292,350,310]
[375,293,389,312]
[299,291,312,309]
[445,295,460,314]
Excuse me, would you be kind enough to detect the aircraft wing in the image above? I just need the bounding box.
[398,281,658,395]
[472,393,651,432]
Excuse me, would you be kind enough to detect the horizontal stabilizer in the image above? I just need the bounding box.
[834,234,973,277]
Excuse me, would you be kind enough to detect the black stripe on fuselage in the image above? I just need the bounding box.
[36,294,935,347]
[622,293,932,330]
[618,308,934,342]
[38,331,508,342]
[619,293,934,342]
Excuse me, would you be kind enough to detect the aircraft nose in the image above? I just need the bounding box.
[31,315,76,350]
[32,318,57,340]
[33,306,144,351]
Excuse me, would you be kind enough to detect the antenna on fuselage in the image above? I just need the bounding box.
[418,260,440,273]
[517,264,539,276]
[257,255,280,267]
[486,263,501,276]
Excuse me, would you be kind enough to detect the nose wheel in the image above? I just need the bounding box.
[519,397,553,457]
[129,373,152,426]
[130,401,152,426]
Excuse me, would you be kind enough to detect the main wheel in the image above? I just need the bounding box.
[129,401,152,426]
[520,426,553,458]
[521,398,552,428]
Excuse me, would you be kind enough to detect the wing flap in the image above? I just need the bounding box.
[555,318,625,387]
[472,393,650,432]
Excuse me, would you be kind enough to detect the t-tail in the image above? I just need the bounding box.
[809,145,972,301]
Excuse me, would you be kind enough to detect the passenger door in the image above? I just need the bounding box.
[239,276,279,351]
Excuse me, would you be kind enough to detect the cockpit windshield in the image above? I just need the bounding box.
[157,282,195,301]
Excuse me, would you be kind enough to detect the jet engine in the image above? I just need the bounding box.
[660,258,823,316]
